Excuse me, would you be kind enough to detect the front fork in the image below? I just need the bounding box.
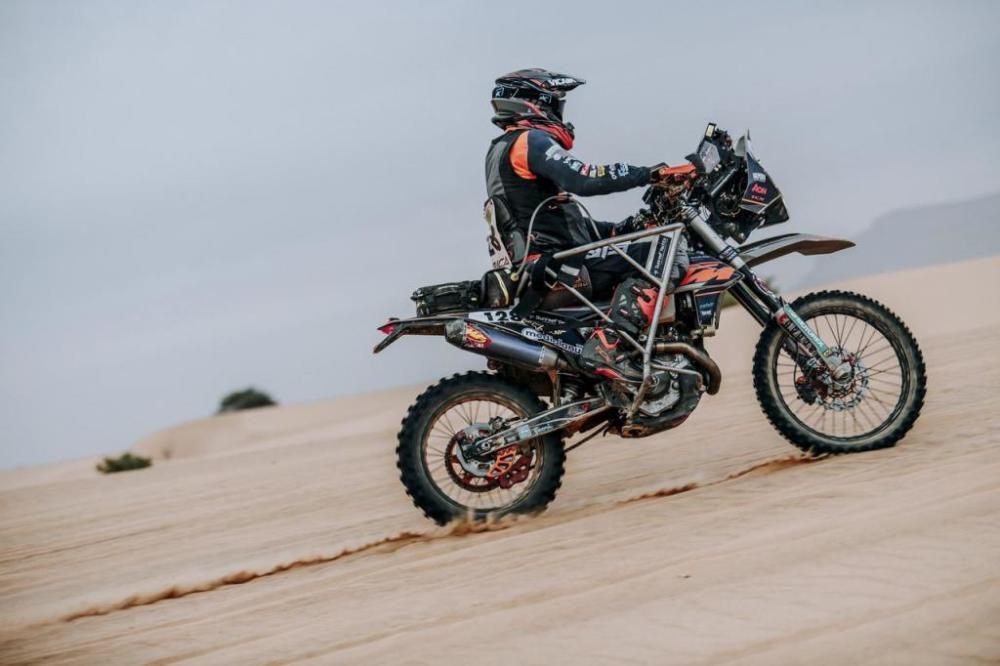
[729,278,850,380]
[685,205,849,380]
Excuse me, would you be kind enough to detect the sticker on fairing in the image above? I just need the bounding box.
[585,240,632,260]
[467,312,584,354]
[520,327,583,354]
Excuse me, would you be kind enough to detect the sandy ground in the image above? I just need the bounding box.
[1,256,998,665]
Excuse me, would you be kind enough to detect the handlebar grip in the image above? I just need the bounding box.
[652,163,698,183]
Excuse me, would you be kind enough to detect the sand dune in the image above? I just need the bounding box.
[1,256,998,664]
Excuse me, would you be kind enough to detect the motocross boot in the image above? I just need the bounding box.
[579,277,660,383]
[580,328,643,382]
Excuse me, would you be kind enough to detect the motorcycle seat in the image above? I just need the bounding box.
[482,264,597,312]
[538,301,610,320]
[533,265,594,310]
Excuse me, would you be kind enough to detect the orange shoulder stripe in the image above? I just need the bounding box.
[510,131,535,180]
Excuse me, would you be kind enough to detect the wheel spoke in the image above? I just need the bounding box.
[845,314,861,345]
[866,366,903,378]
[430,426,453,440]
[856,324,883,358]
[861,350,901,368]
[441,411,458,436]
[829,314,844,349]
[867,375,902,387]
[835,314,848,349]
[822,315,837,348]
[864,357,903,372]
[858,398,886,426]
[859,343,894,359]
[848,405,861,433]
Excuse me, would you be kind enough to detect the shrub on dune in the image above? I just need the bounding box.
[216,387,278,414]
[97,452,152,474]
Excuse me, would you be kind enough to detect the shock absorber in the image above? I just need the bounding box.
[560,376,584,403]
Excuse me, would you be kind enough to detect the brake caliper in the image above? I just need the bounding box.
[794,375,821,404]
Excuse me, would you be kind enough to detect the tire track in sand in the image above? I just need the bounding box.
[61,453,821,622]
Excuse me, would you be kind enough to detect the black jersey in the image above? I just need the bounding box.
[485,128,650,257]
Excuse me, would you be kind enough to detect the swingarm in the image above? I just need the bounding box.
[459,396,608,459]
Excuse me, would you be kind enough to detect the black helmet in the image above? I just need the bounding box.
[491,68,586,135]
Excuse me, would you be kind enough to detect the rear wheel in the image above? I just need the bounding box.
[753,290,926,454]
[397,372,565,525]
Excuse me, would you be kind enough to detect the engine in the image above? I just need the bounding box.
[605,353,704,438]
[636,354,692,415]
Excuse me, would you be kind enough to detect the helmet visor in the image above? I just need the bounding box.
[552,95,566,120]
[537,90,566,120]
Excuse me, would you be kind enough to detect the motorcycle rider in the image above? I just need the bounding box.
[485,68,693,381]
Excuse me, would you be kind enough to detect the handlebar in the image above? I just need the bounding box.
[651,163,698,184]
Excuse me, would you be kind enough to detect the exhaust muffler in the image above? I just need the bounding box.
[445,320,566,370]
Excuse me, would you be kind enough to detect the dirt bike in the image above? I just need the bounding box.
[375,123,927,525]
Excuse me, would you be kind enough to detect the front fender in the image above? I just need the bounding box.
[738,233,854,268]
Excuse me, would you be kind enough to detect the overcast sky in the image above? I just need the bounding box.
[2,1,998,468]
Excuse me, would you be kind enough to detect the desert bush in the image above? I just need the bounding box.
[217,387,277,414]
[97,452,152,474]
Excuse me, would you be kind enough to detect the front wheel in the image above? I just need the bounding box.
[753,290,926,454]
[397,372,566,525]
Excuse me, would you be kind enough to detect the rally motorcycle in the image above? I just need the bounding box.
[375,124,927,525]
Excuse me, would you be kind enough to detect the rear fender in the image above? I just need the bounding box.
[373,315,456,353]
[738,233,854,268]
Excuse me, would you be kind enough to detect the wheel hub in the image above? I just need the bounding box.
[446,430,535,492]
[444,438,498,492]
[796,349,869,412]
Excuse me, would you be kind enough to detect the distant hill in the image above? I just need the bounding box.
[796,192,1000,288]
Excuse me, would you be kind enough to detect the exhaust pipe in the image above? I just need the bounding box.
[443,321,713,388]
[445,320,566,370]
[655,342,722,395]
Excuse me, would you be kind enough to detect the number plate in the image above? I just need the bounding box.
[468,310,521,324]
